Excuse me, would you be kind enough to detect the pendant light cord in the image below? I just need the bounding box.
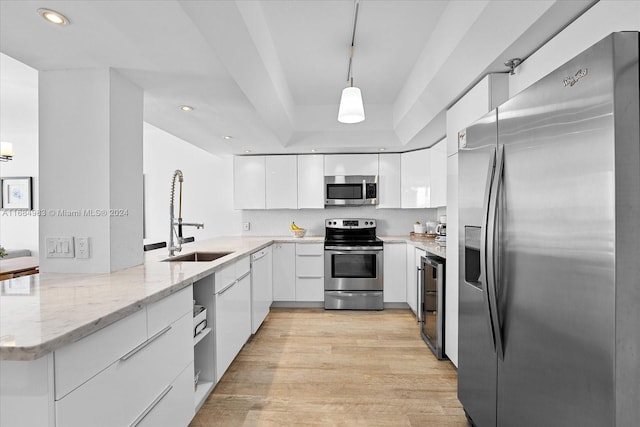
[346,1,360,84]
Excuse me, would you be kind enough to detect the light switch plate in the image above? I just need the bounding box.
[243,222,250,231]
[46,237,75,258]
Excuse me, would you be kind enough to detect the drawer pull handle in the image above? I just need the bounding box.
[120,325,172,362]
[217,271,250,295]
[217,281,236,296]
[130,384,173,427]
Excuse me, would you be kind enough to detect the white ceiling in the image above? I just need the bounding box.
[0,0,596,156]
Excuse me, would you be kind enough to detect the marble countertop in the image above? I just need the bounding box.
[0,234,440,361]
[379,236,447,259]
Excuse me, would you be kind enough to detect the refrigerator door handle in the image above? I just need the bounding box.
[487,145,505,360]
[480,147,498,351]
[417,266,424,323]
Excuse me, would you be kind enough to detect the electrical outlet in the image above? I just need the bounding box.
[243,222,250,231]
[76,237,90,259]
[46,237,75,258]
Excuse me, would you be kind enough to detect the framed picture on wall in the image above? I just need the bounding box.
[1,177,33,210]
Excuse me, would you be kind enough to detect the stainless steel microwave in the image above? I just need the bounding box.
[324,175,378,206]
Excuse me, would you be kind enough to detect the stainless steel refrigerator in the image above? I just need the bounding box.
[458,32,639,427]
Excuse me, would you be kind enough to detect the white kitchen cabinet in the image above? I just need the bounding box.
[295,243,324,302]
[377,153,401,209]
[55,293,193,427]
[272,242,296,301]
[406,245,422,315]
[137,362,195,427]
[266,155,297,209]
[383,243,407,303]
[324,154,379,176]
[401,149,431,208]
[297,155,324,209]
[214,257,252,383]
[429,139,447,208]
[233,156,266,209]
[251,246,273,334]
[0,355,54,427]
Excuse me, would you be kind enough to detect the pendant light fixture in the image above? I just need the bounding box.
[338,1,365,124]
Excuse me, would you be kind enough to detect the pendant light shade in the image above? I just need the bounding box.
[338,85,365,124]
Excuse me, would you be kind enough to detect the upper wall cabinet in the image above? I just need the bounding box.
[234,156,265,209]
[266,155,297,209]
[324,154,379,176]
[429,139,447,207]
[401,149,431,208]
[297,155,324,209]
[377,153,401,209]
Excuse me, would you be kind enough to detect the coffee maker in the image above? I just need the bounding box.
[435,216,446,245]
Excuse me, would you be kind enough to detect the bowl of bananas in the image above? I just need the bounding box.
[290,222,306,238]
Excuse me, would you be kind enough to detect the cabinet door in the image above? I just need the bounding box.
[272,243,296,301]
[251,247,273,334]
[406,245,418,315]
[429,139,447,208]
[324,154,378,176]
[234,156,265,209]
[377,153,401,209]
[297,155,324,209]
[401,149,431,208]
[215,272,251,383]
[137,363,195,427]
[295,244,324,302]
[266,155,297,209]
[383,243,407,303]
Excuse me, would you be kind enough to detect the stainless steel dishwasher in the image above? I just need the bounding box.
[419,255,446,360]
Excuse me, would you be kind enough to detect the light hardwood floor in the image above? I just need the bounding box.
[190,308,468,426]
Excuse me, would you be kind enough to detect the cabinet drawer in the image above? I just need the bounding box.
[295,255,324,278]
[215,262,235,292]
[296,244,324,256]
[235,255,250,277]
[136,362,195,427]
[295,277,325,302]
[215,257,251,293]
[147,285,192,336]
[55,312,192,426]
[54,308,147,400]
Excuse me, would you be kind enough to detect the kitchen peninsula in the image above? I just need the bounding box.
[0,235,443,426]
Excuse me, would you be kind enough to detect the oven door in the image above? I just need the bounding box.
[324,246,383,291]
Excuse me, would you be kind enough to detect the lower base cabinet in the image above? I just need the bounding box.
[215,259,252,383]
[136,362,195,427]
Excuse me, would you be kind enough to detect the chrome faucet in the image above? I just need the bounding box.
[169,170,204,257]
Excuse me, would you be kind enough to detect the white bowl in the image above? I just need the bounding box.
[290,229,306,238]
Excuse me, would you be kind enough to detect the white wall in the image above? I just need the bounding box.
[38,68,144,273]
[0,54,39,257]
[240,206,445,237]
[509,1,640,97]
[143,123,241,246]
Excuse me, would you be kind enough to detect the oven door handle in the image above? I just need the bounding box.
[324,246,383,251]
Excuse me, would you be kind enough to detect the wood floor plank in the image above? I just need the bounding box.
[190,308,468,426]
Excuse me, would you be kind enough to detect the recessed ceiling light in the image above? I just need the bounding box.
[223,136,233,140]
[311,149,317,153]
[379,148,386,151]
[244,150,252,153]
[38,8,70,26]
[178,105,194,112]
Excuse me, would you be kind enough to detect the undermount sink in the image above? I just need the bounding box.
[164,251,232,262]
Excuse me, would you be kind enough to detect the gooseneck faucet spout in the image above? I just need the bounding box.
[169,170,204,257]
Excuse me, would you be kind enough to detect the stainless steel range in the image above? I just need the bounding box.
[324,218,383,310]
